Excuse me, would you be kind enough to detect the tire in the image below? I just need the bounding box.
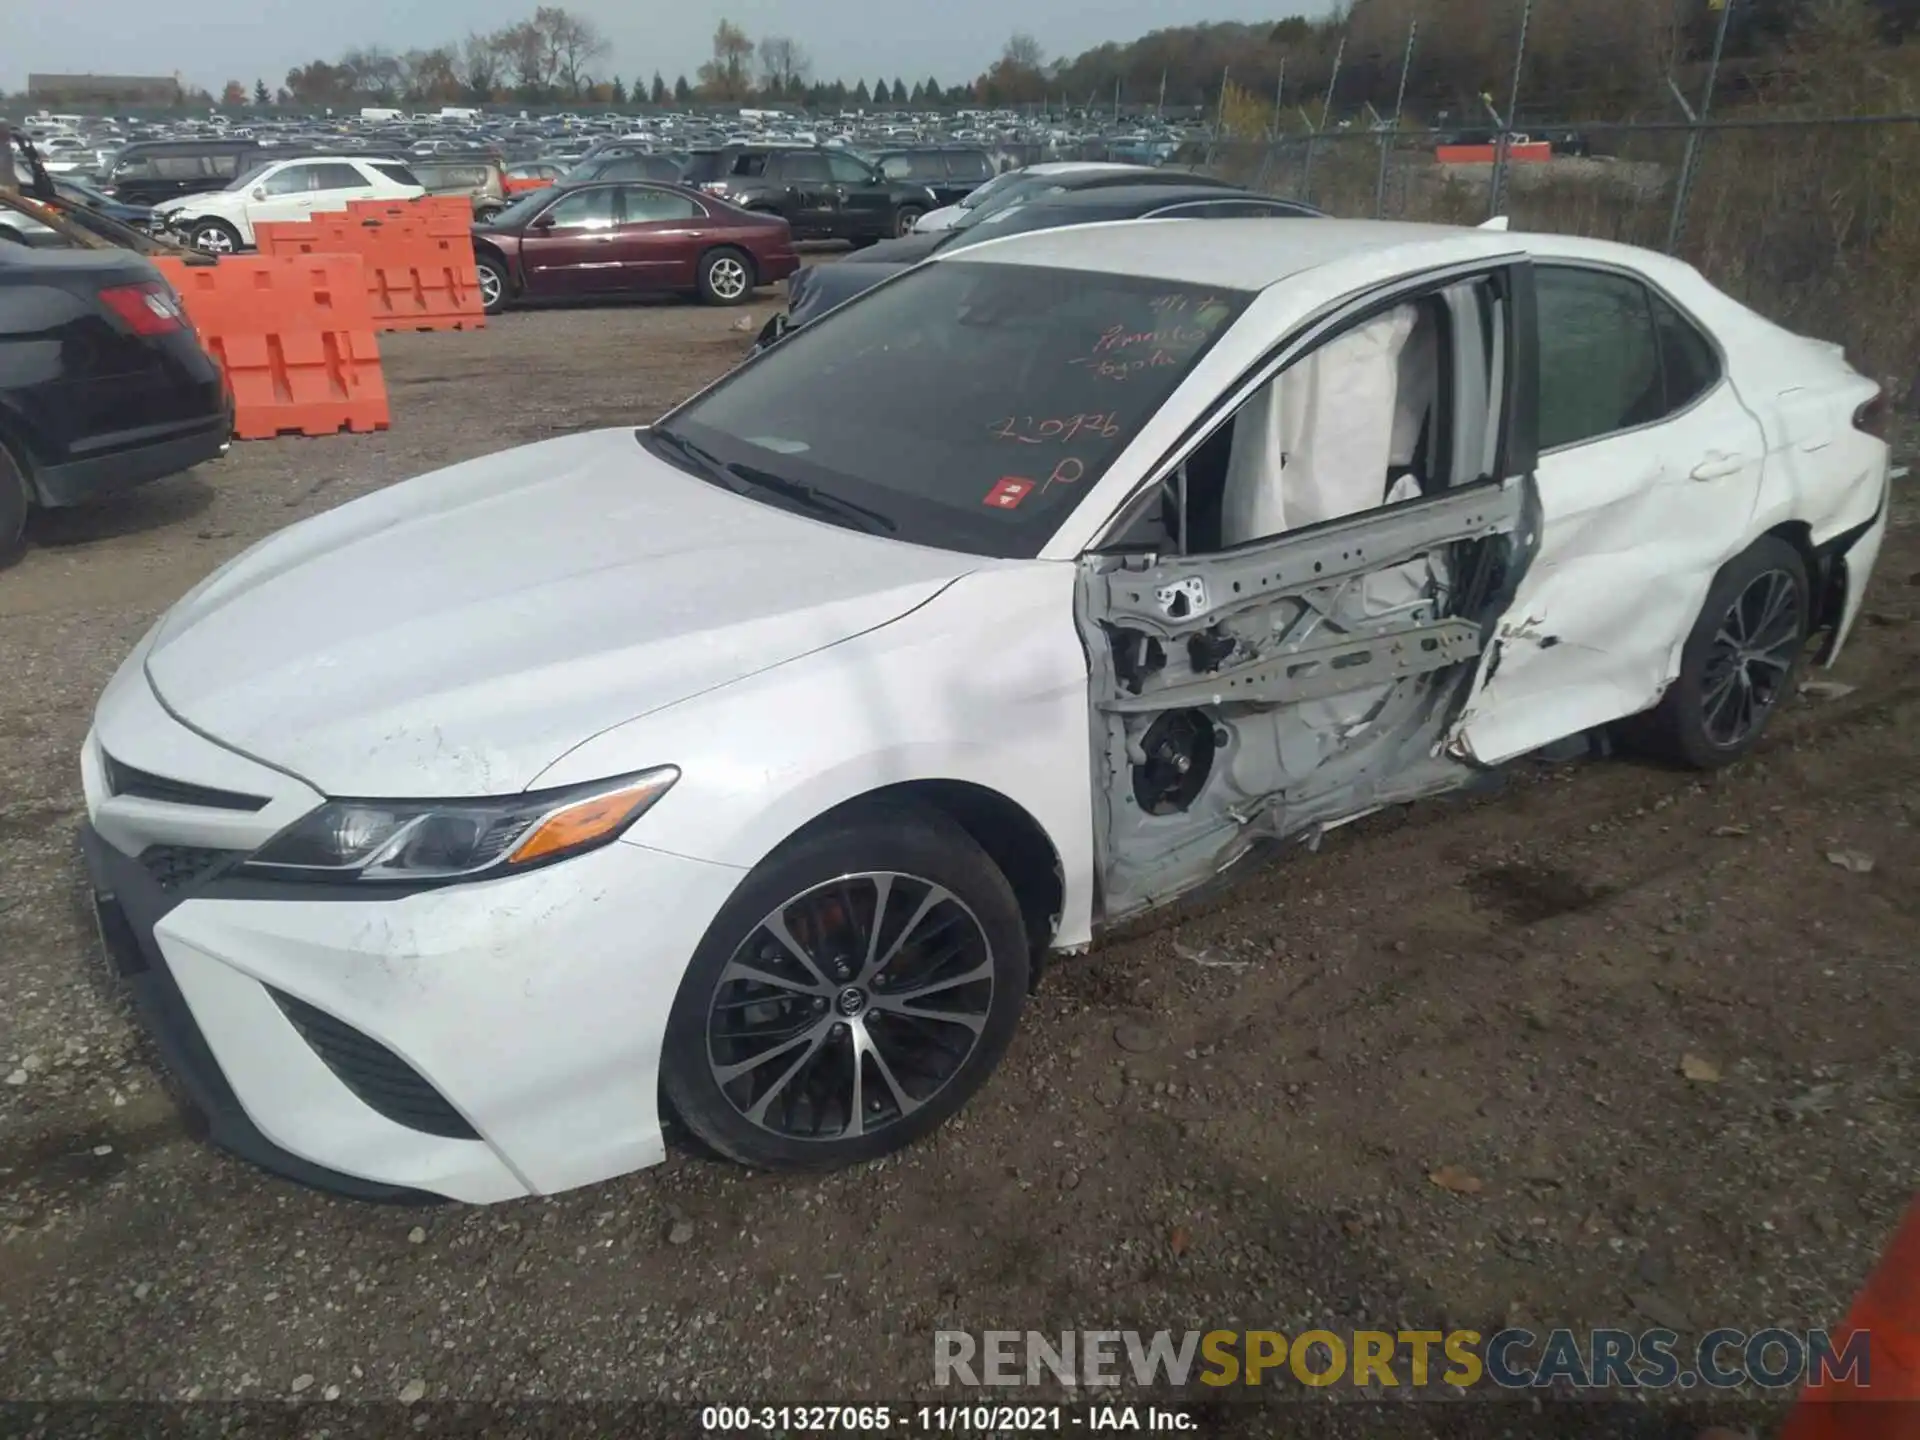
[894,206,925,238]
[474,205,503,224]
[475,255,508,315]
[660,803,1031,1171]
[1618,535,1810,769]
[0,441,29,568]
[697,246,754,306]
[187,218,241,255]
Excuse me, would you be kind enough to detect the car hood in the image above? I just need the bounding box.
[142,428,976,797]
[153,190,229,213]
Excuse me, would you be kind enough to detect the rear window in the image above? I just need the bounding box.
[374,162,421,186]
[659,262,1249,559]
[681,151,727,184]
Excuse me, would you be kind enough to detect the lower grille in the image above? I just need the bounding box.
[140,845,242,891]
[270,991,480,1140]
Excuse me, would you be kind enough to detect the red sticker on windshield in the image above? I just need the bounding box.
[984,477,1035,510]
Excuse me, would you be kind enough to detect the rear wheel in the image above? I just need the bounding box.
[187,218,241,255]
[894,206,925,237]
[475,255,508,315]
[474,204,503,224]
[661,804,1030,1170]
[1619,535,1810,768]
[0,441,31,569]
[698,247,754,306]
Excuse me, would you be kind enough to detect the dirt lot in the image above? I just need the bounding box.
[1,288,1917,1432]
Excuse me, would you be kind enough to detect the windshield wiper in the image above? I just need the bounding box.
[646,429,897,536]
[723,461,898,535]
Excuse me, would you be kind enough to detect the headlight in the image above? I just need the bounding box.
[242,766,678,884]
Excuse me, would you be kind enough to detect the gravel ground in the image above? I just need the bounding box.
[1,288,1917,1432]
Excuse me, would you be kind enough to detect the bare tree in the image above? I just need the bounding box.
[457,31,503,100]
[537,6,609,98]
[758,35,811,94]
[405,46,461,103]
[1002,32,1045,70]
[496,21,553,94]
[698,19,755,99]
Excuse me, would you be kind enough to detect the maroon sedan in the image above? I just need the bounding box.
[470,180,799,313]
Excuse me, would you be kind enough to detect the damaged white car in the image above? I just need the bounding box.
[81,219,1889,1202]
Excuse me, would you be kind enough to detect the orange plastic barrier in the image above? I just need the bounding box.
[1781,1196,1920,1438]
[1435,141,1552,164]
[154,255,390,441]
[254,197,484,333]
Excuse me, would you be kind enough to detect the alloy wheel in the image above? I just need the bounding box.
[708,257,748,300]
[704,872,996,1142]
[193,226,235,254]
[1701,567,1801,748]
[476,265,502,311]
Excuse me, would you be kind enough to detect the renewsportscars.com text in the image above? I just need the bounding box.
[934,1327,1869,1391]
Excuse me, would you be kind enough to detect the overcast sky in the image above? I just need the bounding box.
[10,0,1327,98]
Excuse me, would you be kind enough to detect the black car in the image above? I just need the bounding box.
[0,242,230,563]
[683,144,938,243]
[756,184,1323,350]
[868,146,997,207]
[53,176,156,229]
[559,152,684,186]
[99,139,263,207]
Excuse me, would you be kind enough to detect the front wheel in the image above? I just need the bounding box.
[660,804,1030,1170]
[474,255,508,315]
[698,246,754,306]
[894,206,925,237]
[187,218,241,255]
[1619,535,1811,768]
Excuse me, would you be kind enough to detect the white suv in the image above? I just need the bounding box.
[155,156,426,254]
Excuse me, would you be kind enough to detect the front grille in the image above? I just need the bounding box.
[104,753,268,812]
[140,844,243,891]
[271,991,480,1140]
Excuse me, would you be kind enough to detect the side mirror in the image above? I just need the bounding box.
[531,212,557,230]
[251,187,266,200]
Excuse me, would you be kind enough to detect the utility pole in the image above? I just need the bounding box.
[1666,0,1737,252]
[1487,0,1533,220]
[1376,20,1417,218]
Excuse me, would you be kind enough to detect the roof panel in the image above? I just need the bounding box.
[941,217,1524,292]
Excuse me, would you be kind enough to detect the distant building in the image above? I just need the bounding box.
[27,74,184,107]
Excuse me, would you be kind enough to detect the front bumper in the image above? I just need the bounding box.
[80,680,748,1203]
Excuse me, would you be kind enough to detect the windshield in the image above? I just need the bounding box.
[487,190,552,227]
[952,174,1079,230]
[653,261,1248,559]
[224,161,272,191]
[958,169,1022,210]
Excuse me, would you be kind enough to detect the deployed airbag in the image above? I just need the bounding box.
[1219,304,1435,544]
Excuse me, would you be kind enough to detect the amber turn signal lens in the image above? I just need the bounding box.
[507,771,679,866]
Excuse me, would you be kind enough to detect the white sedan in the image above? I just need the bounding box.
[81,219,1889,1202]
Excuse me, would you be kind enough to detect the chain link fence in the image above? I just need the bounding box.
[995,111,1920,401]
